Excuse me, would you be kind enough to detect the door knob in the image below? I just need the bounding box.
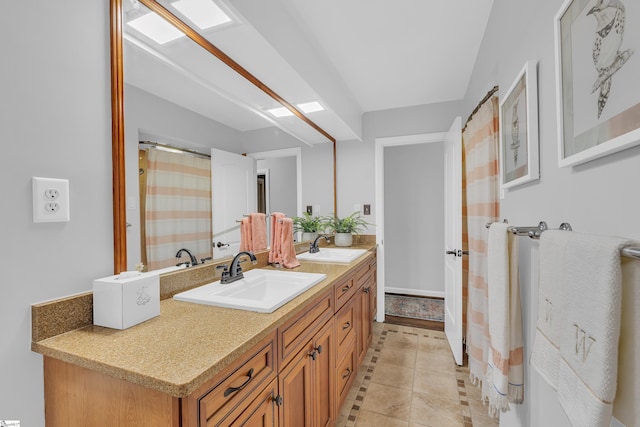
[216,241,230,248]
[445,250,457,256]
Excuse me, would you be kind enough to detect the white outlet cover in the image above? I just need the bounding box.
[33,177,70,222]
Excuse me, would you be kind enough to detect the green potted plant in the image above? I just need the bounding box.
[292,212,326,242]
[324,211,371,246]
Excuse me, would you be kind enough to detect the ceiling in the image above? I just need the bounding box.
[124,0,494,144]
[277,0,495,112]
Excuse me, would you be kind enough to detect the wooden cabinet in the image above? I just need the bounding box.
[181,331,277,427]
[42,252,377,427]
[278,319,335,427]
[222,379,279,427]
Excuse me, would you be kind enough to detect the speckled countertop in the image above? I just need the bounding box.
[31,244,376,398]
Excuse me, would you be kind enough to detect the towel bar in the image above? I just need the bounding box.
[485,221,640,260]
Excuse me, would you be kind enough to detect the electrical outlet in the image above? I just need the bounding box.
[33,177,70,222]
[45,202,60,213]
[363,204,371,215]
[44,188,59,200]
[306,205,313,215]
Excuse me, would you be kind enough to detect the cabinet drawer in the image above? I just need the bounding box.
[198,333,276,426]
[278,288,334,369]
[335,298,355,356]
[334,275,357,310]
[335,336,357,408]
[354,263,372,290]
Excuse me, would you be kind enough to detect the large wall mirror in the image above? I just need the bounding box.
[110,0,337,273]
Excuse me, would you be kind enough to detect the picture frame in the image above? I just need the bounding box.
[499,60,539,189]
[555,0,640,167]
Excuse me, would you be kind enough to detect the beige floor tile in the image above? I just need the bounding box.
[384,333,419,350]
[360,382,413,421]
[371,362,415,390]
[354,409,409,427]
[410,392,465,427]
[377,346,417,369]
[417,334,450,353]
[412,368,460,401]
[415,350,456,375]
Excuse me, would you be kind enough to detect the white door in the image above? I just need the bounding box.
[211,149,257,259]
[444,117,463,365]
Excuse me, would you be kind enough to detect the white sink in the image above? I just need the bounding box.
[297,248,368,264]
[173,269,326,313]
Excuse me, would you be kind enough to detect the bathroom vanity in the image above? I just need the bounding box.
[32,243,377,427]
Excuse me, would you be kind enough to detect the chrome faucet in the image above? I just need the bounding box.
[309,235,330,253]
[218,251,257,284]
[176,248,198,267]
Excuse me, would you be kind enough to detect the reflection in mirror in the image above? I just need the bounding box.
[138,142,212,271]
[111,0,337,273]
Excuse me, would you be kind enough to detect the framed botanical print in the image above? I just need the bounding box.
[499,60,539,189]
[555,0,640,167]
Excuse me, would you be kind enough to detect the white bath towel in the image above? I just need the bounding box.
[531,230,572,390]
[485,223,524,416]
[532,231,630,427]
[558,233,629,427]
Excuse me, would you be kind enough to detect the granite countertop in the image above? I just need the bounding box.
[31,244,376,398]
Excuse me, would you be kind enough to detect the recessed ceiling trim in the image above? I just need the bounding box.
[138,0,336,144]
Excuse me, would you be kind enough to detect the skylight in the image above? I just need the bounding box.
[127,12,185,44]
[267,102,325,118]
[267,107,295,118]
[172,0,232,30]
[298,101,324,113]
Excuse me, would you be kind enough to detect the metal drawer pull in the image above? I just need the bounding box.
[223,368,254,397]
[341,284,351,293]
[315,345,322,354]
[342,368,351,380]
[342,321,351,330]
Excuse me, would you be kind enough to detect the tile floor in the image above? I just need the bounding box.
[336,322,499,427]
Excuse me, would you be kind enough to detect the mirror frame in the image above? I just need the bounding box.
[110,0,338,273]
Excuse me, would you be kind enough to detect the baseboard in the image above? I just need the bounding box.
[384,286,445,299]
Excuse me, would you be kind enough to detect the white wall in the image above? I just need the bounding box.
[384,143,445,297]
[338,100,463,230]
[0,1,112,425]
[465,1,640,425]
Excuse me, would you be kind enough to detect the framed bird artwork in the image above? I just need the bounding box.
[499,60,540,189]
[555,0,640,167]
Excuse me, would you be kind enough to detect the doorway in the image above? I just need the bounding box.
[374,132,447,323]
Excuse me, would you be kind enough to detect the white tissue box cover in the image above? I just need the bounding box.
[93,271,160,329]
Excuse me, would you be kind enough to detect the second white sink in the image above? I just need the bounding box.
[297,248,368,264]
[173,269,326,313]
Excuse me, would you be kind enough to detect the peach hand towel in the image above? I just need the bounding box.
[239,217,252,252]
[269,212,285,264]
[250,213,267,251]
[278,218,300,269]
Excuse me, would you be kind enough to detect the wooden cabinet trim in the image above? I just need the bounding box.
[278,289,334,370]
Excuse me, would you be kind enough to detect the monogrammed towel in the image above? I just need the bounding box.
[557,233,629,427]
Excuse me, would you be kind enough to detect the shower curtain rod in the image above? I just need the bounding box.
[485,220,640,260]
[139,140,211,159]
[463,85,499,132]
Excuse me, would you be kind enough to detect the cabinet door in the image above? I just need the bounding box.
[279,344,313,427]
[312,319,335,427]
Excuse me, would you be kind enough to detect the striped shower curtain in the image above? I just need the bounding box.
[462,96,500,389]
[144,148,212,271]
